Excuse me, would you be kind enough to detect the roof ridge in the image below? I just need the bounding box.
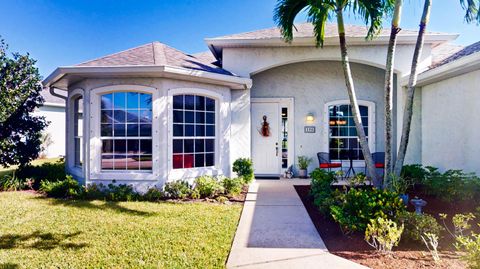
[76,42,154,66]
[152,41,168,65]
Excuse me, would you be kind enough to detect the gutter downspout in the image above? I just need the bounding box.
[48,86,67,101]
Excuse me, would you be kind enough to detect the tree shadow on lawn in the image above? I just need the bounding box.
[32,196,156,217]
[0,263,19,269]
[0,231,87,250]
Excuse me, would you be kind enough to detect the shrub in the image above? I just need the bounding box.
[17,160,66,189]
[194,176,224,198]
[365,217,404,254]
[164,181,192,199]
[401,164,429,185]
[330,188,406,233]
[456,232,480,268]
[0,174,26,191]
[105,184,140,202]
[222,177,244,196]
[385,174,411,194]
[309,168,337,213]
[40,175,82,198]
[82,183,107,200]
[233,158,254,184]
[424,168,480,202]
[297,156,312,170]
[143,187,165,202]
[398,211,443,242]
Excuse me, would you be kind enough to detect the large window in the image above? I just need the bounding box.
[100,92,153,170]
[172,94,215,169]
[329,104,369,160]
[73,96,83,167]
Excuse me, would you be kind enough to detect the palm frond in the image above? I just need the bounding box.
[460,0,480,24]
[350,0,391,39]
[274,0,310,42]
[307,1,336,47]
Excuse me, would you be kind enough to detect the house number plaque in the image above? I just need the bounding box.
[304,126,316,133]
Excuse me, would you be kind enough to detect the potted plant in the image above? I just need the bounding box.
[297,156,312,178]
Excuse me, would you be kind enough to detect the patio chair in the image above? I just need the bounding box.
[365,152,385,176]
[317,152,342,172]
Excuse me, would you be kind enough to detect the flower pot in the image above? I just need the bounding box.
[298,169,308,178]
[399,193,409,206]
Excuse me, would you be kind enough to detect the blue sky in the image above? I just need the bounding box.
[2,0,479,77]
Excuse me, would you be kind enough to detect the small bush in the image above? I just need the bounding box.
[330,188,406,233]
[82,183,107,200]
[143,187,165,202]
[424,168,480,202]
[365,217,404,254]
[456,232,480,268]
[40,175,82,198]
[398,211,443,242]
[401,164,429,186]
[17,160,66,189]
[105,184,140,202]
[233,158,254,184]
[0,174,26,191]
[222,177,244,196]
[309,168,337,213]
[194,176,224,198]
[164,181,192,199]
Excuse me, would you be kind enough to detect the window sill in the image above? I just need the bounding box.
[90,171,157,181]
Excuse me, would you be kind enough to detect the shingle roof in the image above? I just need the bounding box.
[76,42,232,76]
[430,41,480,69]
[210,23,443,40]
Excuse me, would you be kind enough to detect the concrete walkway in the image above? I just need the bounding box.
[227,179,368,269]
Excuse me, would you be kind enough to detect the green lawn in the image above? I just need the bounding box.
[0,192,242,268]
[0,157,62,178]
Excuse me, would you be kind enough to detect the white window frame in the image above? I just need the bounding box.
[89,85,160,181]
[323,100,376,167]
[67,89,85,177]
[167,88,223,181]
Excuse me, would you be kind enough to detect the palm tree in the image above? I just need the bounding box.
[274,0,392,187]
[393,0,480,176]
[383,0,402,178]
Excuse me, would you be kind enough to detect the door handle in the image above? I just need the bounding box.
[275,142,279,156]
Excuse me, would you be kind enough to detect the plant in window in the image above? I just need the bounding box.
[232,158,254,184]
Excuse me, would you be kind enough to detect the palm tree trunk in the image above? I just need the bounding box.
[336,7,380,187]
[393,0,432,176]
[384,0,403,183]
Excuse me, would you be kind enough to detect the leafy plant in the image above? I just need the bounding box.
[222,177,244,196]
[40,175,82,198]
[216,196,228,203]
[421,232,440,262]
[330,188,406,233]
[398,211,443,242]
[194,176,224,198]
[0,174,26,191]
[456,230,480,269]
[16,159,66,189]
[105,184,140,202]
[309,168,337,213]
[424,168,480,202]
[401,164,429,186]
[164,181,192,199]
[232,158,254,184]
[143,187,165,202]
[297,156,312,170]
[365,217,404,254]
[82,183,107,200]
[347,173,367,187]
[385,173,411,194]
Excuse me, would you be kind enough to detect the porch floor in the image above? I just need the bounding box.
[226,178,368,268]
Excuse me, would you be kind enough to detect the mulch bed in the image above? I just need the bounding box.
[294,185,476,269]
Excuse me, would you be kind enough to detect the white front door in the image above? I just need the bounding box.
[251,102,281,177]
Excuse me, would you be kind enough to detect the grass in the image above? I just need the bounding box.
[0,192,242,268]
[0,157,62,178]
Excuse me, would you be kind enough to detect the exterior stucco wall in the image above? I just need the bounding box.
[34,105,66,158]
[250,61,386,172]
[421,69,480,175]
[66,77,234,192]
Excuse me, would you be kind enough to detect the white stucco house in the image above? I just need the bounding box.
[42,23,480,191]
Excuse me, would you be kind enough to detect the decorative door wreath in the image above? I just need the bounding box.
[258,115,270,137]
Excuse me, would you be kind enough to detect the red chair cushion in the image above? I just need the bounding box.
[320,163,342,168]
[375,163,385,168]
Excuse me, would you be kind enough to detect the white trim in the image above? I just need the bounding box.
[42,102,66,108]
[66,89,85,178]
[42,65,252,90]
[251,97,295,175]
[166,88,225,181]
[89,85,160,181]
[323,100,376,166]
